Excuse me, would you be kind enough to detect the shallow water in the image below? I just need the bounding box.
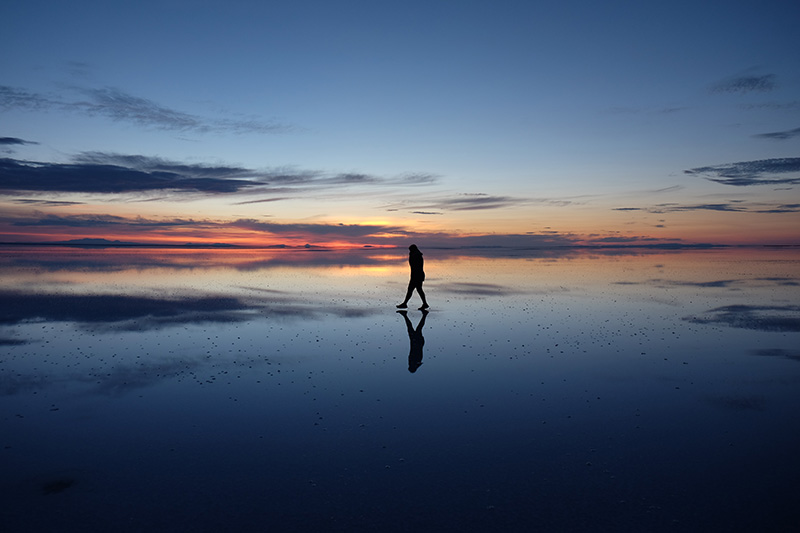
[1,246,799,531]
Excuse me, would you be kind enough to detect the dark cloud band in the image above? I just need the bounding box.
[685,158,800,186]
[230,218,404,238]
[614,202,800,214]
[0,137,38,146]
[753,127,800,141]
[0,157,261,194]
[0,152,439,197]
[711,74,776,94]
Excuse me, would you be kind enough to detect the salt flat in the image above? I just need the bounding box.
[1,246,799,531]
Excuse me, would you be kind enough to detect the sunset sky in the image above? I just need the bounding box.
[2,0,799,248]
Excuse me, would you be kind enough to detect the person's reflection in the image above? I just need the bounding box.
[398,309,428,373]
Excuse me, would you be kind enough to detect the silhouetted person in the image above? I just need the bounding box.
[398,309,427,373]
[396,244,429,310]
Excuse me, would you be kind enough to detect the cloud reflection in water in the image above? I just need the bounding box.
[684,305,800,332]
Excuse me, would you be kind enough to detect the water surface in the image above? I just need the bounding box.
[1,246,799,531]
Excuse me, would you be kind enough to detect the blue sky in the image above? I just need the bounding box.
[1,0,799,246]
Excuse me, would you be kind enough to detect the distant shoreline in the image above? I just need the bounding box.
[0,239,327,250]
[1,240,797,251]
[0,241,250,249]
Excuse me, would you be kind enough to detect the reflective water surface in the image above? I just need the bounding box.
[2,246,799,531]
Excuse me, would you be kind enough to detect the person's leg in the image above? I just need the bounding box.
[416,284,428,309]
[397,282,414,307]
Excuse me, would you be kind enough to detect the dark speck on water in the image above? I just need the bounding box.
[42,478,75,495]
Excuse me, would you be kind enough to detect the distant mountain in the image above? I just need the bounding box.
[0,238,301,249]
[63,238,131,246]
[44,238,242,248]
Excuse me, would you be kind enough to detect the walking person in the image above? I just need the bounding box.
[396,244,429,310]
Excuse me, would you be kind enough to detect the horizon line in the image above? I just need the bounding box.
[2,239,798,251]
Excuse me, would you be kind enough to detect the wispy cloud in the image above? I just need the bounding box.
[613,201,800,214]
[387,193,571,214]
[650,185,684,194]
[606,106,689,115]
[230,218,405,238]
[66,61,93,79]
[0,156,263,194]
[0,86,49,111]
[11,199,84,206]
[77,87,206,130]
[684,158,800,186]
[0,152,439,199]
[740,101,800,111]
[0,85,290,134]
[433,193,524,211]
[418,232,582,249]
[11,213,205,228]
[232,197,294,205]
[711,73,777,94]
[73,152,258,179]
[753,126,800,140]
[397,173,439,185]
[0,136,39,155]
[0,136,38,146]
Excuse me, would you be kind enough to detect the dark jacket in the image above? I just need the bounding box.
[409,251,425,282]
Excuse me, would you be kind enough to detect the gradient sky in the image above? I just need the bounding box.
[1,0,799,247]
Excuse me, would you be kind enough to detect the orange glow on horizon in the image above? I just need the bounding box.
[1,205,797,247]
